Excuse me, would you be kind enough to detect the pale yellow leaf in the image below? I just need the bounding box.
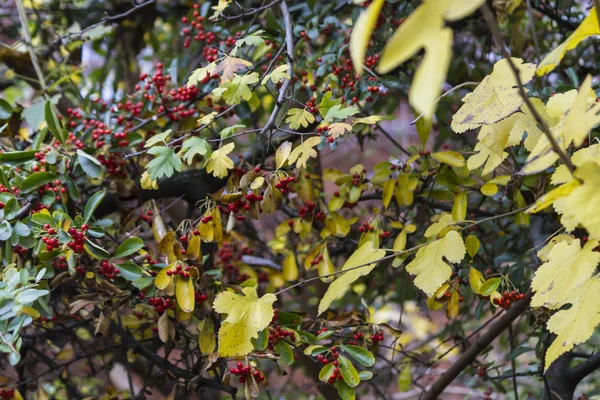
[405,230,466,297]
[205,142,235,178]
[213,286,276,357]
[349,0,385,75]
[531,239,600,309]
[287,136,321,169]
[317,242,386,315]
[537,8,600,76]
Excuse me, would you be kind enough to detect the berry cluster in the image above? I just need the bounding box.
[348,331,363,345]
[274,176,295,194]
[217,200,249,221]
[358,222,374,233]
[229,362,265,384]
[493,290,525,309]
[66,225,88,253]
[41,225,60,252]
[350,172,365,187]
[99,260,120,280]
[0,184,18,194]
[97,153,127,177]
[12,245,27,256]
[166,263,192,279]
[315,347,343,384]
[370,331,384,344]
[148,297,175,314]
[298,201,316,219]
[140,209,154,222]
[308,253,324,266]
[0,388,15,400]
[195,291,207,304]
[476,365,487,378]
[37,179,66,202]
[144,254,160,265]
[52,255,68,270]
[267,325,296,349]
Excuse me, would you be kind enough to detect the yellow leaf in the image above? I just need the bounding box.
[466,113,521,175]
[285,108,315,130]
[531,239,599,309]
[275,141,293,169]
[20,305,40,319]
[545,276,600,370]
[537,8,600,76]
[424,214,455,238]
[328,122,353,139]
[56,348,74,361]
[158,311,173,343]
[431,150,465,167]
[452,58,536,131]
[158,231,179,263]
[444,0,486,21]
[406,230,465,297]
[288,137,321,169]
[527,180,578,214]
[349,0,385,75]
[552,144,600,185]
[205,142,235,179]
[198,318,216,354]
[155,262,177,290]
[465,235,480,259]
[451,191,467,222]
[261,64,291,85]
[446,290,459,319]
[282,252,298,281]
[553,162,600,237]
[140,171,158,190]
[318,242,386,315]
[469,267,485,295]
[353,115,383,126]
[536,234,575,262]
[382,179,395,210]
[317,245,335,282]
[187,235,202,261]
[213,286,277,357]
[480,183,498,197]
[198,111,218,126]
[176,277,195,313]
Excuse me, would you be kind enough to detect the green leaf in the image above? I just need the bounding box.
[318,92,342,118]
[113,237,144,258]
[336,381,356,400]
[318,363,335,382]
[84,239,111,260]
[84,190,106,223]
[144,129,172,148]
[115,262,143,281]
[480,277,502,296]
[146,146,182,180]
[77,150,103,178]
[45,101,66,144]
[358,371,373,380]
[212,73,259,105]
[0,150,37,166]
[220,124,245,139]
[14,222,31,237]
[31,212,55,227]
[132,276,154,290]
[252,328,269,351]
[0,221,11,241]
[338,355,360,387]
[0,99,12,119]
[274,340,294,365]
[316,330,335,341]
[179,137,211,165]
[261,65,291,85]
[507,346,534,360]
[339,345,375,367]
[324,104,359,123]
[415,114,432,146]
[20,172,57,193]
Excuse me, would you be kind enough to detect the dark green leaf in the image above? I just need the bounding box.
[274,340,294,365]
[115,262,143,281]
[20,172,57,193]
[336,381,356,400]
[0,150,37,166]
[0,99,12,119]
[77,150,103,178]
[45,101,65,144]
[84,190,106,223]
[113,237,144,258]
[0,221,11,241]
[84,239,110,260]
[252,328,269,351]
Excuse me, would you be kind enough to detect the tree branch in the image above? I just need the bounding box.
[422,292,532,399]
